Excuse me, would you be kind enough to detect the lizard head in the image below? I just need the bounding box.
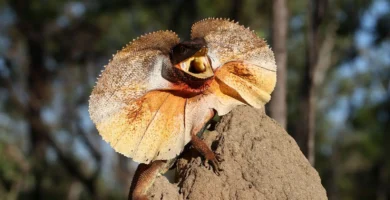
[161,38,215,95]
[171,44,213,79]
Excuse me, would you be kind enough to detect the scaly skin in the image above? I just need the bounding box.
[129,161,170,200]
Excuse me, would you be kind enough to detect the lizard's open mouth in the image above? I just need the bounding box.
[174,47,214,80]
[162,40,215,95]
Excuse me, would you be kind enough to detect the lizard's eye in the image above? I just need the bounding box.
[180,46,188,54]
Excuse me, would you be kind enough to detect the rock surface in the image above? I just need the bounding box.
[148,106,327,200]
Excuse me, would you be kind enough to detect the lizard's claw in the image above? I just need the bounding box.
[204,153,224,176]
[215,152,224,162]
[191,134,224,175]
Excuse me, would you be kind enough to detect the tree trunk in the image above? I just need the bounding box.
[9,1,101,198]
[297,0,319,166]
[269,0,288,129]
[230,0,242,21]
[297,0,329,165]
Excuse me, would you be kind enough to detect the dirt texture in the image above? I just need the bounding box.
[148,106,327,200]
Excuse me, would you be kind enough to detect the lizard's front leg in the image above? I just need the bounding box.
[129,160,171,200]
[190,110,224,174]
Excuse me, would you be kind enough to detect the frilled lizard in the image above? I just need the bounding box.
[89,18,277,200]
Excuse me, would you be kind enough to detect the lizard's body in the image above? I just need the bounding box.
[89,18,277,200]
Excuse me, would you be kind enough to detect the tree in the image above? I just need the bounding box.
[269,0,288,129]
[296,0,330,165]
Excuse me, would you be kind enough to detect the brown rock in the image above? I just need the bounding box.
[148,106,327,200]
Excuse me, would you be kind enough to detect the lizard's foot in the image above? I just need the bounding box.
[191,134,224,175]
[203,152,224,175]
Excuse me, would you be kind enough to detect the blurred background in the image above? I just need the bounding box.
[0,0,389,199]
